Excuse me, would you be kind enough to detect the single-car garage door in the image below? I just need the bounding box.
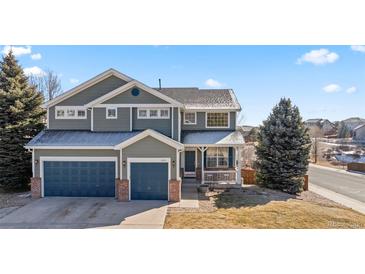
[130,163,168,200]
[43,161,116,197]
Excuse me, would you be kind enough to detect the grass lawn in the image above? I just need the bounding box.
[164,186,365,229]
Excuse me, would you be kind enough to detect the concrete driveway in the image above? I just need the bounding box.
[0,197,167,229]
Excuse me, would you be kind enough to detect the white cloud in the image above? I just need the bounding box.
[346,86,357,94]
[1,45,31,56]
[205,78,223,87]
[323,84,341,93]
[69,78,79,84]
[350,45,365,53]
[24,66,46,77]
[30,53,42,60]
[297,48,339,65]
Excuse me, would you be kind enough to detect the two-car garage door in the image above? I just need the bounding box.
[42,159,169,200]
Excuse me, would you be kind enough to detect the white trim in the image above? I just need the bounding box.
[32,149,35,177]
[184,144,245,148]
[46,110,49,129]
[25,146,114,150]
[176,149,180,180]
[116,129,184,150]
[129,107,132,131]
[178,108,181,142]
[106,106,118,119]
[206,147,229,168]
[55,106,87,120]
[171,107,174,139]
[183,148,197,177]
[85,80,183,108]
[198,146,208,184]
[183,112,197,125]
[137,107,170,119]
[127,157,171,201]
[229,89,242,111]
[43,69,132,108]
[205,111,230,129]
[95,103,173,108]
[91,108,94,131]
[120,149,123,179]
[40,156,118,198]
[185,107,240,111]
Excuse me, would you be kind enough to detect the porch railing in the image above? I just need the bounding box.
[203,170,237,183]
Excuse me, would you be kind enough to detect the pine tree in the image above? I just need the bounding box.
[255,98,311,194]
[0,51,45,190]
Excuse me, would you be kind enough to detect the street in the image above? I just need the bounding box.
[308,165,365,203]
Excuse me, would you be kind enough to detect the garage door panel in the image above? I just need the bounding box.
[131,162,168,200]
[44,161,115,197]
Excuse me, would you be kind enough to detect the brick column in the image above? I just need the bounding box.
[31,177,41,199]
[116,179,129,201]
[169,179,181,202]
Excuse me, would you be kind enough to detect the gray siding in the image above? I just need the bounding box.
[132,108,172,137]
[58,76,127,105]
[48,108,91,130]
[181,111,236,131]
[93,107,130,132]
[34,149,120,178]
[104,87,168,104]
[122,136,177,180]
[173,107,179,141]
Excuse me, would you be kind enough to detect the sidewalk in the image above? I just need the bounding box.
[169,179,199,208]
[310,163,365,178]
[309,183,365,215]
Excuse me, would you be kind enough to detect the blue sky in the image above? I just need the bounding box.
[2,45,365,126]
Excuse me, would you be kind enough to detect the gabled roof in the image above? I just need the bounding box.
[157,88,241,110]
[43,69,133,108]
[85,81,183,108]
[354,124,365,131]
[182,130,244,146]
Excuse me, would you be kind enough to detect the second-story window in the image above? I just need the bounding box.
[184,112,196,125]
[137,108,170,119]
[106,107,117,119]
[55,106,87,119]
[206,112,229,128]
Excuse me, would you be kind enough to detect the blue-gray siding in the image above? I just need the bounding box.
[132,108,171,137]
[93,107,130,131]
[103,87,168,104]
[48,108,91,130]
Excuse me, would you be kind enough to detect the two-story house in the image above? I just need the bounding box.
[25,69,244,202]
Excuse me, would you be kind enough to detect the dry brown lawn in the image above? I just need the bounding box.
[164,186,365,229]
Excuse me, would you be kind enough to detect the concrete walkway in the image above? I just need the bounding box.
[169,179,199,208]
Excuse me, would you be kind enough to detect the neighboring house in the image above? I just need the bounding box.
[304,118,337,137]
[25,69,244,201]
[342,117,365,132]
[238,125,258,143]
[353,124,365,141]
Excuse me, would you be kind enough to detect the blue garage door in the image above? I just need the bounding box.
[130,163,168,200]
[43,161,115,197]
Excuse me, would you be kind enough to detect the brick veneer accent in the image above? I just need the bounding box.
[31,177,41,199]
[169,179,181,202]
[116,179,129,201]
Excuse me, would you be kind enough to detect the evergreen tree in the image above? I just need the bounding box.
[255,98,311,194]
[0,51,45,189]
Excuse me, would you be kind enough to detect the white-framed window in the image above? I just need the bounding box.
[55,106,87,119]
[106,107,117,119]
[137,108,170,119]
[206,147,229,168]
[184,112,197,125]
[206,112,229,128]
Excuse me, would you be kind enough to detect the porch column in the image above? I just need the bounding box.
[198,146,207,184]
[236,146,242,184]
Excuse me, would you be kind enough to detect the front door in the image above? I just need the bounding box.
[185,150,196,176]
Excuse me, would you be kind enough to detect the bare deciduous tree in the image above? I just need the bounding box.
[29,69,62,101]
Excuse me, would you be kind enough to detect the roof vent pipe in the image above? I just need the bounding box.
[158,78,162,90]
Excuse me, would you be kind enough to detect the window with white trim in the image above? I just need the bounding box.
[206,147,229,168]
[137,108,170,119]
[106,107,117,119]
[206,112,229,128]
[55,106,87,119]
[184,112,196,125]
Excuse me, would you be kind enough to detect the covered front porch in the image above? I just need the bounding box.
[181,130,244,186]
